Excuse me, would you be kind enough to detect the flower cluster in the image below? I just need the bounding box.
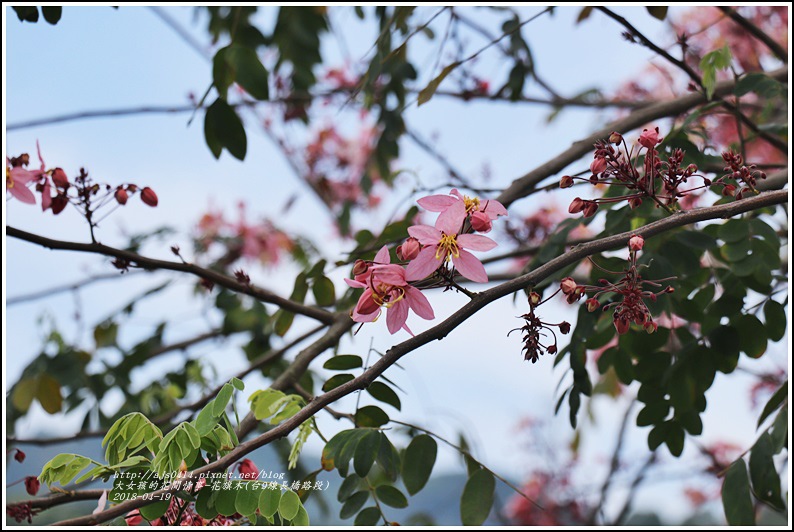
[714,149,767,199]
[347,189,507,334]
[509,291,571,363]
[6,503,40,524]
[6,144,157,238]
[564,235,674,335]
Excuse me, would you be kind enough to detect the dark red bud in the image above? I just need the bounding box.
[51,168,69,188]
[24,477,40,496]
[141,187,158,207]
[115,188,128,205]
[14,449,26,463]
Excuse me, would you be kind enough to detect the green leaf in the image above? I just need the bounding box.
[718,219,750,243]
[312,276,336,306]
[700,45,732,100]
[353,429,380,477]
[213,383,234,417]
[769,405,788,453]
[763,300,786,342]
[235,483,261,516]
[733,314,767,358]
[749,433,785,510]
[292,506,310,526]
[376,433,401,481]
[645,6,668,20]
[258,487,281,517]
[231,377,245,391]
[354,405,389,428]
[195,486,217,519]
[354,506,381,526]
[94,320,118,348]
[204,97,247,160]
[576,6,593,23]
[278,489,301,521]
[139,498,170,520]
[418,61,462,106]
[460,469,495,526]
[366,381,401,410]
[225,45,270,100]
[323,355,363,370]
[402,434,437,495]
[11,377,37,412]
[758,380,787,428]
[337,475,362,502]
[636,402,669,426]
[722,459,755,525]
[322,373,355,392]
[37,374,63,414]
[215,485,238,516]
[195,401,219,435]
[375,485,408,509]
[340,491,369,520]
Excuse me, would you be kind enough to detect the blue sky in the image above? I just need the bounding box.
[4,6,788,523]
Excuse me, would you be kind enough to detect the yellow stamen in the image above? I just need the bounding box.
[463,195,480,213]
[435,233,460,261]
[6,168,14,189]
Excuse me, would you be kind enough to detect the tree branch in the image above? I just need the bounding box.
[717,7,788,64]
[7,271,144,306]
[495,67,787,208]
[9,488,106,512]
[6,227,336,325]
[52,190,787,525]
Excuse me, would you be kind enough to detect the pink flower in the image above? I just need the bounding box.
[638,127,663,149]
[125,510,143,526]
[6,147,46,205]
[590,157,607,175]
[346,246,434,334]
[629,234,644,251]
[417,188,507,233]
[406,201,497,283]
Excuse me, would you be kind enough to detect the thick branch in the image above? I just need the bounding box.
[495,67,787,207]
[53,190,787,526]
[10,489,107,512]
[6,227,336,325]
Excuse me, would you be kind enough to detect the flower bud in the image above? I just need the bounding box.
[586,298,600,312]
[51,167,69,188]
[568,197,585,214]
[237,459,259,480]
[115,187,128,205]
[470,211,493,233]
[582,201,598,218]
[638,126,663,148]
[614,317,630,335]
[590,157,607,175]
[352,259,369,277]
[141,187,158,207]
[644,321,657,334]
[547,344,557,354]
[629,234,644,251]
[559,175,574,189]
[24,476,40,496]
[722,184,736,197]
[628,196,642,209]
[528,292,542,306]
[609,131,623,144]
[559,321,571,334]
[51,194,68,215]
[14,449,26,463]
[560,277,577,295]
[397,237,422,260]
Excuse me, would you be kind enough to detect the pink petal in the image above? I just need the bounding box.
[354,288,380,317]
[452,249,488,283]
[35,140,46,171]
[407,224,441,246]
[93,491,108,515]
[344,278,366,288]
[417,194,457,212]
[406,246,442,281]
[450,188,465,200]
[481,199,508,218]
[10,184,36,204]
[457,233,497,252]
[373,245,390,264]
[41,180,52,211]
[435,200,466,235]
[405,286,434,320]
[386,299,409,334]
[371,264,407,286]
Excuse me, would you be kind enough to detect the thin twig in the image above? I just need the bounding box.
[717,7,787,63]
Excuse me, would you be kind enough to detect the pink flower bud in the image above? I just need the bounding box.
[586,298,600,312]
[528,292,542,306]
[115,187,128,205]
[51,168,69,188]
[237,459,259,480]
[628,196,643,209]
[638,127,663,148]
[609,131,623,144]
[352,260,369,277]
[559,175,574,189]
[582,201,598,218]
[568,197,585,214]
[24,476,40,496]
[629,234,644,251]
[560,277,577,295]
[14,449,25,463]
[397,237,421,260]
[141,187,158,207]
[559,321,571,334]
[590,157,607,175]
[470,211,492,233]
[357,294,381,316]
